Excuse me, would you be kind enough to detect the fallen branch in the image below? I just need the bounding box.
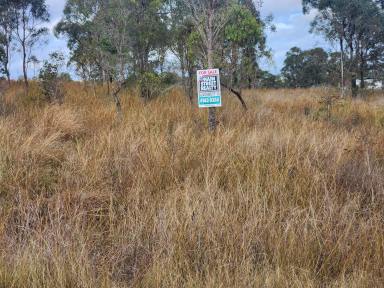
[221,83,247,110]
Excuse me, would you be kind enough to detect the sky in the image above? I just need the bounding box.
[8,0,333,79]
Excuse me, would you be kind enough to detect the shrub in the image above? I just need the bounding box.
[138,72,163,100]
[159,72,179,86]
[59,72,72,82]
[138,72,179,100]
[38,52,66,104]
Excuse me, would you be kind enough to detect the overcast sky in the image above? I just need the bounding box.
[9,0,333,79]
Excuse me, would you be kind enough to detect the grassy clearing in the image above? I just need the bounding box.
[0,83,383,287]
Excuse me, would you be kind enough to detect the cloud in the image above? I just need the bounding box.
[274,22,294,30]
[262,0,303,16]
[260,0,330,74]
[46,0,66,20]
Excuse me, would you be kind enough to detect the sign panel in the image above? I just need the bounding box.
[197,69,222,108]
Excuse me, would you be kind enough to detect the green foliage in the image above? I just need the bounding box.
[303,0,384,89]
[56,0,169,84]
[38,52,65,103]
[225,4,261,46]
[256,70,283,88]
[138,72,163,100]
[138,72,179,100]
[59,72,72,82]
[282,47,333,88]
[160,72,179,86]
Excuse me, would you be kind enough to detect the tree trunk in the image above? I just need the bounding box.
[21,9,28,94]
[180,50,189,101]
[207,7,216,133]
[340,37,345,97]
[231,44,239,88]
[3,32,11,86]
[92,79,97,98]
[108,81,112,99]
[360,70,365,89]
[187,66,194,103]
[138,47,150,99]
[4,26,11,86]
[22,41,28,93]
[360,49,365,89]
[349,44,358,98]
[351,73,358,98]
[112,82,123,119]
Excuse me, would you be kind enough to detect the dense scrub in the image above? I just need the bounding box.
[0,84,383,287]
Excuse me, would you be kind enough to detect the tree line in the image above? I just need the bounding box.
[259,0,384,91]
[303,0,384,96]
[1,0,275,116]
[1,0,384,103]
[252,47,343,89]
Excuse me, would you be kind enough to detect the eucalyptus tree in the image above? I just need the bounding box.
[303,0,384,96]
[181,0,232,131]
[57,0,170,115]
[99,0,132,116]
[125,0,169,99]
[282,47,330,88]
[0,0,14,84]
[231,0,272,89]
[354,2,384,88]
[55,0,106,84]
[181,0,265,131]
[221,1,268,91]
[57,0,130,115]
[11,0,50,91]
[169,0,197,102]
[303,0,350,95]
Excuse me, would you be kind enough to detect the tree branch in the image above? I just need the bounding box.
[221,82,247,110]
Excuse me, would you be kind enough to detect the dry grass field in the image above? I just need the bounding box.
[0,83,384,287]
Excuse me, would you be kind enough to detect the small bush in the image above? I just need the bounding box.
[160,72,179,85]
[138,72,162,100]
[138,72,179,100]
[38,52,66,104]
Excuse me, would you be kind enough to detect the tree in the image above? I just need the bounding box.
[11,0,49,92]
[57,0,269,123]
[223,0,273,90]
[29,55,39,78]
[55,0,106,88]
[0,0,14,85]
[38,52,65,103]
[256,70,283,88]
[221,2,262,90]
[181,0,231,131]
[56,0,170,116]
[181,0,266,131]
[169,0,198,102]
[327,52,343,86]
[282,47,330,88]
[303,0,384,97]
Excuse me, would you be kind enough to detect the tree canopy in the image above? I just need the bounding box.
[303,0,384,94]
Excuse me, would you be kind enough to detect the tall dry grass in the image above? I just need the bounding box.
[0,83,384,287]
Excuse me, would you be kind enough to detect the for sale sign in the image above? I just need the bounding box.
[197,69,222,108]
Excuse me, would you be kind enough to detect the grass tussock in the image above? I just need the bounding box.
[0,84,384,287]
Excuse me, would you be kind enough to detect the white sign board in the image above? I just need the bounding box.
[197,69,222,108]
